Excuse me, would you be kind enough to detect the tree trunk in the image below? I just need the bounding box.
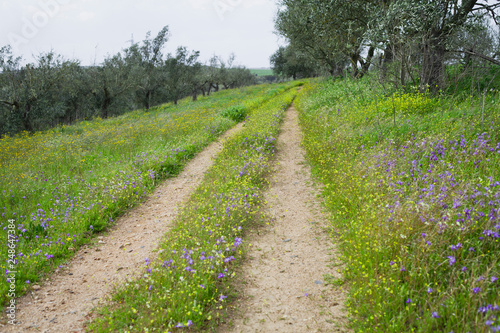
[421,35,446,92]
[101,88,111,118]
[400,47,406,87]
[22,104,33,132]
[192,91,197,102]
[350,53,360,78]
[145,90,151,110]
[380,44,393,81]
[328,62,344,78]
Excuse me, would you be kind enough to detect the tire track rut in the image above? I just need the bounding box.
[222,105,348,332]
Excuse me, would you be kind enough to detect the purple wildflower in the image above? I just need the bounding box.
[233,237,243,248]
[447,256,456,266]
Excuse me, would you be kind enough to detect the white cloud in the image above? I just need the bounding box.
[22,4,39,15]
[78,11,96,22]
[187,0,271,11]
[241,0,273,9]
[186,0,211,10]
[1,0,279,68]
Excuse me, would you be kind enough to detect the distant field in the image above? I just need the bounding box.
[249,68,274,76]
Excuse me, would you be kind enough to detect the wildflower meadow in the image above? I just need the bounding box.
[296,77,500,332]
[0,82,298,308]
[3,71,499,332]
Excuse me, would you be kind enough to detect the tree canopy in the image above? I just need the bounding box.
[0,26,257,137]
[274,0,500,89]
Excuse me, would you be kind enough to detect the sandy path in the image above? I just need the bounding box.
[222,105,348,332]
[1,123,244,333]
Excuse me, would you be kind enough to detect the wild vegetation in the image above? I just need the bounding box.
[296,72,500,332]
[88,82,302,331]
[271,2,500,330]
[0,26,256,137]
[2,1,499,331]
[0,82,296,309]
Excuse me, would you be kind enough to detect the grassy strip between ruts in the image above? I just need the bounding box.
[296,77,500,332]
[87,83,303,332]
[0,82,297,309]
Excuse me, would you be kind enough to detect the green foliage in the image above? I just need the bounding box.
[297,77,500,332]
[164,46,201,104]
[446,65,500,98]
[275,0,374,77]
[275,0,500,90]
[270,45,319,79]
[0,28,259,137]
[220,105,248,122]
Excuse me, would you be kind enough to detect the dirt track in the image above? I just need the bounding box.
[220,105,348,332]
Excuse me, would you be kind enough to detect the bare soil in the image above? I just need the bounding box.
[1,123,244,333]
[220,105,348,332]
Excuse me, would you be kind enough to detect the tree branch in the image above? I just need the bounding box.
[0,100,18,108]
[472,2,500,23]
[450,49,500,66]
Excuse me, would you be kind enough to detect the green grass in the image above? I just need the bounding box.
[296,76,500,332]
[88,82,304,332]
[249,69,274,77]
[0,82,298,309]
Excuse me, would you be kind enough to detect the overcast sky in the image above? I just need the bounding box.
[0,0,284,68]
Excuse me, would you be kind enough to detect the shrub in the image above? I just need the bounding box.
[220,105,248,122]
